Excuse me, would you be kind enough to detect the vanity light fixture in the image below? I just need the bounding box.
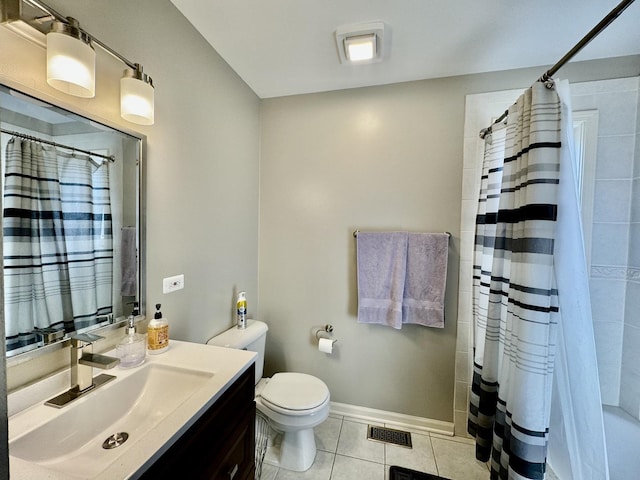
[0,0,155,125]
[121,64,154,125]
[335,22,385,65]
[46,18,95,98]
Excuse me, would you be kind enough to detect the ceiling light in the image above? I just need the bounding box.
[345,34,376,62]
[335,22,385,65]
[46,18,96,98]
[121,64,154,126]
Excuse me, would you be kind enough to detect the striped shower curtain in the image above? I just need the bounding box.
[468,82,561,480]
[3,138,113,353]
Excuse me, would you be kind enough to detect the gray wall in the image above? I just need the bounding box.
[259,84,461,421]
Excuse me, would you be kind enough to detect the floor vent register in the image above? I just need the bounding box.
[367,425,413,448]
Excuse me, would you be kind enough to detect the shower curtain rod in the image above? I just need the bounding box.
[486,0,636,130]
[0,128,115,162]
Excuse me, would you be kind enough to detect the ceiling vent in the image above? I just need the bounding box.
[335,22,385,65]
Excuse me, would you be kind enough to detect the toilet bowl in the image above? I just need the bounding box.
[207,320,330,471]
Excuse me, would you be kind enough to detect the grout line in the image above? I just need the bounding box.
[334,452,385,465]
[328,451,337,479]
[335,416,345,455]
[428,434,440,477]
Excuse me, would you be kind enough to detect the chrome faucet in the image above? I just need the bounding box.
[45,333,120,408]
[71,333,120,392]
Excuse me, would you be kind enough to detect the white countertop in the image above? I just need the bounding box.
[8,340,256,479]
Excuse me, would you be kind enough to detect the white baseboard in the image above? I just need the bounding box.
[330,402,454,437]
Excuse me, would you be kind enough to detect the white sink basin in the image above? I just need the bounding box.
[9,340,256,479]
[11,364,211,477]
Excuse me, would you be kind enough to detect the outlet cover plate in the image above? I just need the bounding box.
[163,274,184,294]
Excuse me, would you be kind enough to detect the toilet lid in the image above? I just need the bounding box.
[260,373,329,412]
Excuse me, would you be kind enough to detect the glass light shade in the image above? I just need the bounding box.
[345,34,376,62]
[121,73,154,125]
[46,30,96,98]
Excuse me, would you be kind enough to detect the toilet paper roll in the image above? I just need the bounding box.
[318,337,334,354]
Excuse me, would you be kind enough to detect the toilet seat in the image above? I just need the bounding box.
[259,372,329,416]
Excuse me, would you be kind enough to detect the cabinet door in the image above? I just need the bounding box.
[209,404,255,480]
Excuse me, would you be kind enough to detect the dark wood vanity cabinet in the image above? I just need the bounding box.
[139,363,256,480]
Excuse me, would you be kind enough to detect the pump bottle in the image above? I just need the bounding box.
[148,303,169,354]
[116,302,146,368]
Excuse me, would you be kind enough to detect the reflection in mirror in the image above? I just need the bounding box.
[0,84,144,358]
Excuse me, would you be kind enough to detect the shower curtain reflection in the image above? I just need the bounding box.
[3,138,113,354]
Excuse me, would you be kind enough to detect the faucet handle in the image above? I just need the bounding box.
[71,333,104,347]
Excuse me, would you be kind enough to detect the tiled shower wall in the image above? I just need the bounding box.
[620,80,640,420]
[572,78,640,413]
[458,77,640,433]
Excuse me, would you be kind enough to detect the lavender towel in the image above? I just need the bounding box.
[357,232,408,329]
[402,233,449,328]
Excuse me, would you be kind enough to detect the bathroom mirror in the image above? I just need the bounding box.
[0,83,145,358]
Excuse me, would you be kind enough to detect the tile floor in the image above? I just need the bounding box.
[259,414,490,480]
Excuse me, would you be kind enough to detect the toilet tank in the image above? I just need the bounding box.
[206,319,268,384]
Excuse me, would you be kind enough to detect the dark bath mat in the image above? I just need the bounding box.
[389,465,450,480]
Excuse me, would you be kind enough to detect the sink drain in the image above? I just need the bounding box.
[102,432,129,449]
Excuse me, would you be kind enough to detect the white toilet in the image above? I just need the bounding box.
[207,319,330,472]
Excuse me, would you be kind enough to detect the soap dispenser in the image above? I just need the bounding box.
[116,302,146,368]
[148,303,169,354]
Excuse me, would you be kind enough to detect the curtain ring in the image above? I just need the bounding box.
[539,72,555,89]
[479,127,492,140]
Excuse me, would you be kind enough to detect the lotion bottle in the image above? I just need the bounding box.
[148,303,169,354]
[237,291,247,329]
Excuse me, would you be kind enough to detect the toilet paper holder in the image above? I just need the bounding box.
[315,324,337,345]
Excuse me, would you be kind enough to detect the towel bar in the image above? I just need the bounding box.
[353,230,451,238]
